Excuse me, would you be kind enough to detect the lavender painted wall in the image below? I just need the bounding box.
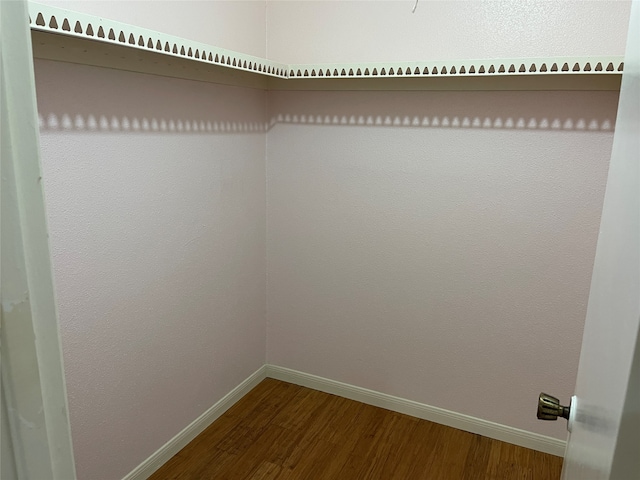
[32,1,630,477]
[35,59,267,480]
[267,0,631,63]
[266,89,618,440]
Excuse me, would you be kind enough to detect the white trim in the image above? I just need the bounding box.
[27,1,624,88]
[2,0,77,478]
[265,365,566,458]
[288,57,624,79]
[122,365,267,480]
[123,364,565,479]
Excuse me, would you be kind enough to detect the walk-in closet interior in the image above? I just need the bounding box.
[6,1,636,478]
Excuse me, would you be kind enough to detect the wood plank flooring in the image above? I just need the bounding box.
[149,378,563,479]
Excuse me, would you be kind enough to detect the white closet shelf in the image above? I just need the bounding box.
[29,2,624,91]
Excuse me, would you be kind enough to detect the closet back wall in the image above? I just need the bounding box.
[266,89,618,439]
[266,0,631,63]
[35,59,267,480]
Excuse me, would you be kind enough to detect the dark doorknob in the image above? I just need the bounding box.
[537,392,570,421]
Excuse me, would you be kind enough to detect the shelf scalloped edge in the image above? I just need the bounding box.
[288,57,624,79]
[28,1,625,83]
[28,2,289,78]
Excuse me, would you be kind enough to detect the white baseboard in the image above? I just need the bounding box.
[265,365,566,458]
[123,365,267,480]
[124,363,564,479]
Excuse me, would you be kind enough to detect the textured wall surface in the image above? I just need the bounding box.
[35,59,267,480]
[266,89,618,440]
[32,2,630,477]
[267,0,631,63]
[35,0,267,57]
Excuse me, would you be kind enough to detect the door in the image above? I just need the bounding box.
[1,0,77,478]
[560,0,640,478]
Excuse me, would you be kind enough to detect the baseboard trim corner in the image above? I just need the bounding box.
[265,364,566,458]
[123,365,267,480]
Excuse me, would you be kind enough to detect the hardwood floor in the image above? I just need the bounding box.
[149,378,563,479]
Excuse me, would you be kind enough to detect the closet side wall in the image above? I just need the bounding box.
[35,60,267,480]
[266,0,631,64]
[266,89,617,440]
